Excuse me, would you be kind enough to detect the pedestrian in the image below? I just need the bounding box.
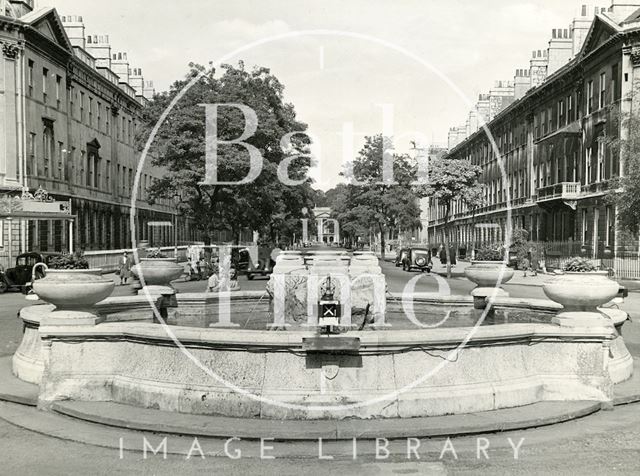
[207,263,220,292]
[199,256,209,279]
[522,256,531,277]
[119,252,132,286]
[529,247,538,276]
[439,245,447,265]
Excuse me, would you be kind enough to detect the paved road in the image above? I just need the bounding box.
[2,257,640,474]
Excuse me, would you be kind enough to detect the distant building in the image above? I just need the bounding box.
[429,2,640,259]
[0,2,196,265]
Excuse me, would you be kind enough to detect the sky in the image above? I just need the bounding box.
[40,0,593,189]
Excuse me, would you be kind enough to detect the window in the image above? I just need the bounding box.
[70,87,75,118]
[97,102,102,131]
[599,72,606,108]
[55,75,62,109]
[106,108,110,135]
[94,154,100,188]
[80,92,85,122]
[86,152,92,186]
[28,132,36,175]
[612,63,620,101]
[582,209,588,243]
[597,138,605,182]
[542,110,547,135]
[558,99,565,127]
[106,160,111,188]
[27,60,34,97]
[587,80,594,113]
[80,150,86,184]
[68,147,75,181]
[42,68,48,104]
[567,94,573,122]
[42,123,54,177]
[57,142,63,179]
[548,107,553,132]
[89,97,93,127]
[605,206,613,246]
[585,148,592,185]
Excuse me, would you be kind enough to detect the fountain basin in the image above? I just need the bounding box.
[14,292,633,420]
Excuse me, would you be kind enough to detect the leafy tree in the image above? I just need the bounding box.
[418,156,482,278]
[138,62,314,244]
[340,135,423,258]
[605,103,640,234]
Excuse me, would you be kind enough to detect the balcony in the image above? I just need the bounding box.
[536,182,581,210]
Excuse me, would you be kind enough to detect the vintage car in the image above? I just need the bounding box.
[0,252,62,293]
[401,247,432,272]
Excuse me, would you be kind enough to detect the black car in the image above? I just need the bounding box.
[401,247,432,272]
[0,252,62,293]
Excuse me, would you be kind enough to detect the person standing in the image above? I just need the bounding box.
[119,252,132,286]
[529,247,538,277]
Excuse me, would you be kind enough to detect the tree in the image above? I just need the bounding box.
[419,156,482,278]
[462,182,486,256]
[340,135,422,258]
[138,62,314,244]
[606,102,640,235]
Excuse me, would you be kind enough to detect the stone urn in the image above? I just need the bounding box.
[543,271,619,327]
[32,267,115,324]
[464,261,515,308]
[131,258,184,294]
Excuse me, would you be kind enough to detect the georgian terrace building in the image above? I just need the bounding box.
[0,2,194,266]
[428,5,640,259]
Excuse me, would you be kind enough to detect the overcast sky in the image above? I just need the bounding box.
[42,0,593,189]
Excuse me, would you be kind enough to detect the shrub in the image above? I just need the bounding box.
[563,257,597,272]
[475,246,505,261]
[47,251,89,270]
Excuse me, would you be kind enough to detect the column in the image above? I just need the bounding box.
[317,218,323,243]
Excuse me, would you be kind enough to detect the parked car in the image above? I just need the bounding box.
[401,248,432,272]
[0,252,62,293]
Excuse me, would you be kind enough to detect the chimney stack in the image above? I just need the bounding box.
[112,52,130,83]
[571,5,595,56]
[85,34,112,69]
[61,15,86,49]
[530,49,549,88]
[513,68,531,100]
[129,68,145,96]
[547,27,573,75]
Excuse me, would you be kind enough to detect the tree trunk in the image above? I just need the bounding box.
[379,223,386,260]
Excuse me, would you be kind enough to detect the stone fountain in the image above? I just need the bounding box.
[9,249,635,422]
